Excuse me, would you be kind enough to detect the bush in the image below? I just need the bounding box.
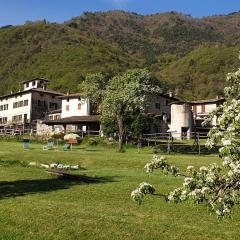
[81,136,105,146]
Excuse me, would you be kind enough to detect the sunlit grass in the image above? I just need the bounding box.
[0,141,239,240]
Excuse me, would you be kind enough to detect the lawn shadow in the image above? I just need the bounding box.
[0,175,116,200]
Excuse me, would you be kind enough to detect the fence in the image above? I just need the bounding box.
[142,132,208,154]
[0,128,37,136]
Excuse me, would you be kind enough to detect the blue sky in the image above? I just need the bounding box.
[0,0,240,27]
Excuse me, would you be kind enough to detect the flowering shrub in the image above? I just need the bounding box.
[131,182,155,204]
[144,155,179,176]
[131,56,240,219]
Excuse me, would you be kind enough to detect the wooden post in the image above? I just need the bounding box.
[198,133,201,155]
[167,133,170,154]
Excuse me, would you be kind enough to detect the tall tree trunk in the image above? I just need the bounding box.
[117,115,124,152]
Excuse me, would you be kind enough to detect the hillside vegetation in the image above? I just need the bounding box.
[1,11,240,99]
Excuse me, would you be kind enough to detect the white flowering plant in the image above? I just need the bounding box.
[131,182,155,204]
[131,56,240,219]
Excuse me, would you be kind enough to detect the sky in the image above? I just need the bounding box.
[0,0,240,27]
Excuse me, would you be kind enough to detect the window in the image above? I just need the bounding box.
[155,102,161,110]
[12,115,22,122]
[78,103,81,110]
[32,81,36,86]
[50,102,57,109]
[14,101,27,108]
[67,98,70,102]
[1,105,7,110]
[0,117,7,124]
[78,96,81,101]
[24,114,28,123]
[54,115,60,120]
[38,100,41,106]
[26,83,29,88]
[201,104,206,113]
[24,100,28,106]
[193,105,197,113]
[19,101,23,107]
[66,105,69,111]
[13,102,16,108]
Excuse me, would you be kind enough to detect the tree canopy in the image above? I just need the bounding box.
[83,69,162,151]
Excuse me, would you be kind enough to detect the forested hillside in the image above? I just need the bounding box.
[1,10,240,99]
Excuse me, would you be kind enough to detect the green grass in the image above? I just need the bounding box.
[0,141,239,240]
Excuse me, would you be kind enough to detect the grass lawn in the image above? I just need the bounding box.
[0,141,239,240]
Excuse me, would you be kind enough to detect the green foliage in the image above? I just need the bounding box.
[81,136,105,146]
[1,11,240,99]
[84,69,162,150]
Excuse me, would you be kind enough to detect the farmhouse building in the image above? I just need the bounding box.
[0,78,63,132]
[41,92,178,135]
[43,93,100,134]
[170,97,225,138]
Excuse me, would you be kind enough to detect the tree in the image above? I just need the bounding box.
[132,56,240,219]
[81,73,110,103]
[83,69,162,151]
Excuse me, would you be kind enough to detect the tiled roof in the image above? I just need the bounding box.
[43,115,100,125]
[48,109,62,114]
[58,93,86,99]
[31,88,64,96]
[189,98,225,104]
[0,88,64,99]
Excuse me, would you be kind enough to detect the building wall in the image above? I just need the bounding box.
[0,92,32,125]
[192,103,219,126]
[24,79,47,91]
[31,92,62,121]
[170,103,192,137]
[147,95,173,117]
[61,98,90,118]
[193,103,217,114]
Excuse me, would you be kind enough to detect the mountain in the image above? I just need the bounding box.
[0,20,139,95]
[1,11,240,99]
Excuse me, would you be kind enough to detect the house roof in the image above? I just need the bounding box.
[48,109,62,114]
[22,77,50,84]
[189,97,225,104]
[43,115,100,125]
[159,93,179,101]
[170,97,225,105]
[58,93,86,99]
[0,88,64,99]
[31,88,64,96]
